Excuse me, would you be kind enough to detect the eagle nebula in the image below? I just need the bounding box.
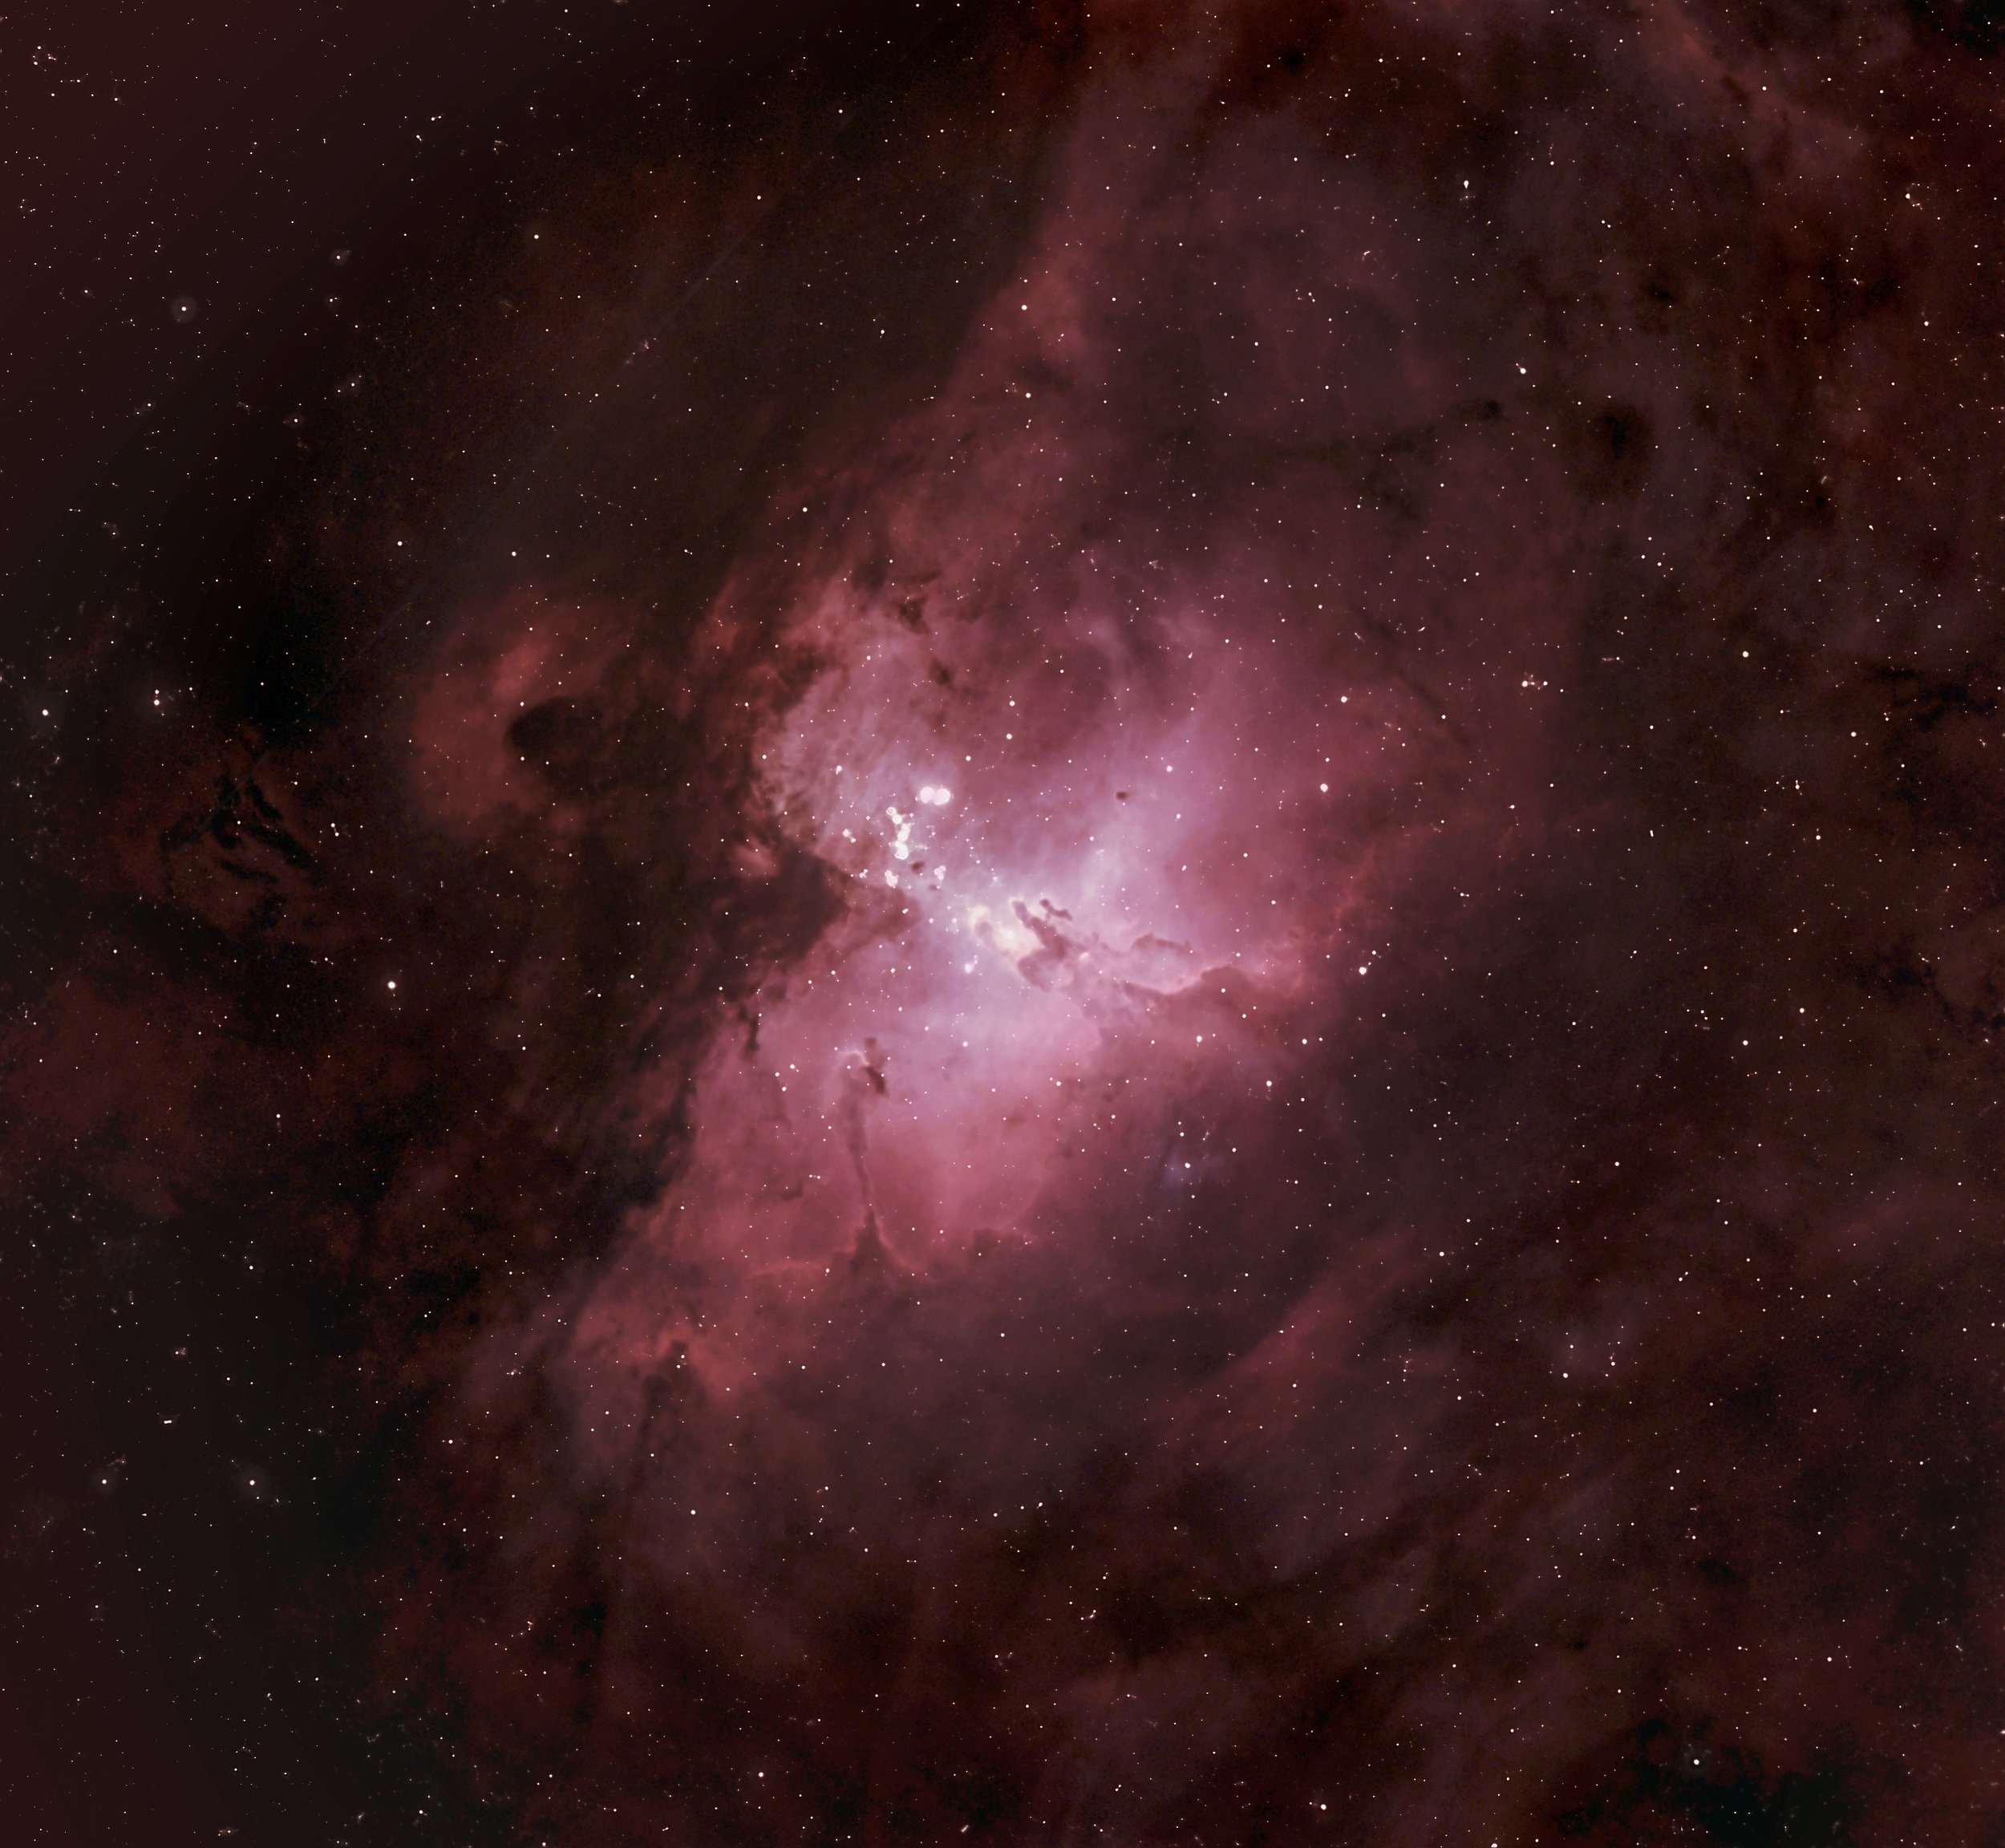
[10,2,2005,1844]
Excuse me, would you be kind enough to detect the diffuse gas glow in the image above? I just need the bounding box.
[15,2,2005,1844]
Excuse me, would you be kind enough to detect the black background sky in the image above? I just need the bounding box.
[9,3,2005,1846]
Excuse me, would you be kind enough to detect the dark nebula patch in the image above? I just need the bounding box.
[8,2,2005,1844]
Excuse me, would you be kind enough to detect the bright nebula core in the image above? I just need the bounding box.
[10,2,2005,1844]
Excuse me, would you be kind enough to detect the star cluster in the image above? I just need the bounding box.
[10,2,2005,1845]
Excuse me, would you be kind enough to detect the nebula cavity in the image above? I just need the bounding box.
[20,2,2005,1844]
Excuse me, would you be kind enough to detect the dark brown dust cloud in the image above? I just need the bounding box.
[7,2,2005,1845]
